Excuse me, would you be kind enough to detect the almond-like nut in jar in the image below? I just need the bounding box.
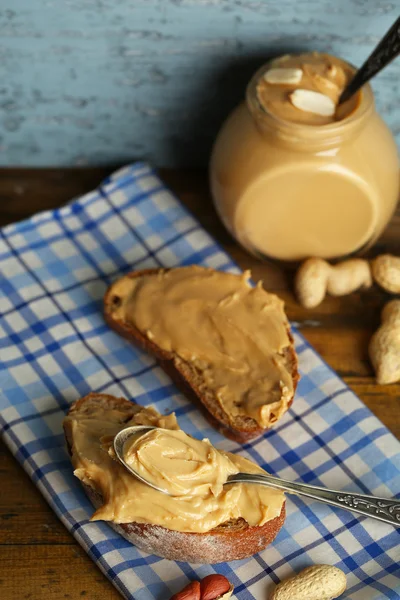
[170,580,201,600]
[264,67,303,85]
[200,574,233,600]
[289,89,335,117]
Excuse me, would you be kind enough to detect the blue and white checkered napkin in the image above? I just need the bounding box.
[0,163,399,599]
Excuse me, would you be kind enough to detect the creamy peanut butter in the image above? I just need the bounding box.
[210,52,399,262]
[257,52,359,125]
[110,267,294,427]
[65,403,284,533]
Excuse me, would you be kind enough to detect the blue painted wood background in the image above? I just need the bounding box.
[0,1,399,166]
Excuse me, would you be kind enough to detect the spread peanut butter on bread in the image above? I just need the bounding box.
[63,393,286,562]
[104,267,298,440]
[65,397,284,532]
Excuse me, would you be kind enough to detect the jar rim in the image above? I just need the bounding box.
[246,53,374,141]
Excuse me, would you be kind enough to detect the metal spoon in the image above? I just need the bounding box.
[114,426,400,527]
[114,425,161,489]
[339,16,400,104]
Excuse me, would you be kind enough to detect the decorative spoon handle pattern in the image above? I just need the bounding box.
[227,473,400,527]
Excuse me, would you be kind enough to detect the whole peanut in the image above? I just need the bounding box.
[295,258,372,308]
[270,564,346,600]
[369,299,400,384]
[371,254,400,294]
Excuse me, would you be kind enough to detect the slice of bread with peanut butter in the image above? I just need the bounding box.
[63,392,286,563]
[104,266,299,442]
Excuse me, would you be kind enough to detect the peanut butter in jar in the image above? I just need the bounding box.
[210,52,399,262]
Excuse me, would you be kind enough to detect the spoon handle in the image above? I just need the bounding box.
[227,473,400,527]
[340,16,400,104]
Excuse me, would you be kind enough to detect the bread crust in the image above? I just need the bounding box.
[104,268,299,442]
[64,393,286,563]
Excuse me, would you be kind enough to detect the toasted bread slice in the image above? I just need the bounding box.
[64,393,286,563]
[104,268,299,442]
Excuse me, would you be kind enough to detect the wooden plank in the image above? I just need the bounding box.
[0,167,113,227]
[0,442,71,545]
[0,545,120,600]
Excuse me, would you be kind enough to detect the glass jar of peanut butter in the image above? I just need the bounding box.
[210,52,399,262]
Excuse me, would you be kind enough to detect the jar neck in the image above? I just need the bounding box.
[246,63,375,151]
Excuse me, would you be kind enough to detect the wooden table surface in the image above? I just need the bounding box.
[1,168,399,599]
